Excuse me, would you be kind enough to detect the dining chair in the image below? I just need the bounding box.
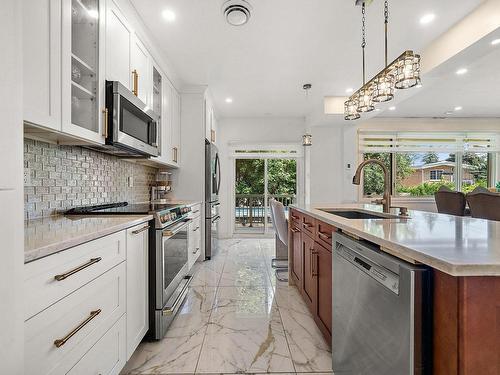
[434,185,467,216]
[466,188,500,221]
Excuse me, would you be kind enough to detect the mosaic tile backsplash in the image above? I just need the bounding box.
[24,138,158,219]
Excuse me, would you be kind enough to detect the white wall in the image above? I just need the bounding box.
[217,117,306,237]
[0,0,24,373]
[308,125,344,205]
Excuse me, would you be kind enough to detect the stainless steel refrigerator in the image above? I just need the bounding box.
[205,141,220,259]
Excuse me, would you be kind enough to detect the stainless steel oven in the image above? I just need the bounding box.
[104,80,159,157]
[153,216,192,339]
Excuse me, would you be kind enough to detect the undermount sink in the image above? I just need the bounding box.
[319,209,398,220]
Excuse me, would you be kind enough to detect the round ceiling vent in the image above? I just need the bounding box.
[222,0,252,26]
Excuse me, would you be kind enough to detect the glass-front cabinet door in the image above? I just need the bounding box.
[62,0,105,143]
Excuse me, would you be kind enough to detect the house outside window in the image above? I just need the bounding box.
[429,168,445,181]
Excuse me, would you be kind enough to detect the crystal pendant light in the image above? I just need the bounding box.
[357,88,375,112]
[344,96,361,120]
[373,1,395,102]
[394,51,421,89]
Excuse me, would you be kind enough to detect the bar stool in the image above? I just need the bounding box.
[270,199,288,282]
[466,188,500,221]
[434,185,467,216]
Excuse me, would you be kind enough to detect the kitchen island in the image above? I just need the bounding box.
[288,203,500,375]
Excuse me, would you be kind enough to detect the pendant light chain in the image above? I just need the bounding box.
[361,3,367,85]
[384,0,389,67]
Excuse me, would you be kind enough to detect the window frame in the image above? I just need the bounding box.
[358,151,497,201]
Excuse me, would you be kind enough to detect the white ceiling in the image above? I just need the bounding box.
[382,29,500,118]
[131,0,482,118]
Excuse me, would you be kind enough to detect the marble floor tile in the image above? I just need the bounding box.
[121,286,217,375]
[278,301,332,373]
[123,238,333,375]
[196,295,295,374]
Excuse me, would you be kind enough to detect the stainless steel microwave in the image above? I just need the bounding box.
[104,80,159,157]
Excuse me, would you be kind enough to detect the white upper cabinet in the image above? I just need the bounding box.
[130,35,152,106]
[204,94,217,144]
[105,0,132,89]
[61,0,105,143]
[23,0,61,130]
[171,88,181,166]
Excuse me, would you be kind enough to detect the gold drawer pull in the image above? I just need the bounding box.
[54,309,101,348]
[54,257,102,281]
[318,231,331,240]
[303,223,314,228]
[132,225,149,235]
[291,215,299,220]
[290,228,300,233]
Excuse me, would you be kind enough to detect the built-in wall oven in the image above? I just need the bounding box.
[102,80,159,157]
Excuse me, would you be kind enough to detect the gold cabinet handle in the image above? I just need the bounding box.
[290,228,300,233]
[303,223,314,228]
[132,69,138,96]
[54,257,102,281]
[172,147,178,163]
[318,231,331,240]
[54,309,101,348]
[132,225,149,235]
[291,215,299,220]
[312,251,319,276]
[102,108,109,138]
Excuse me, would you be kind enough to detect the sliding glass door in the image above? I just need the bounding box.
[234,158,297,234]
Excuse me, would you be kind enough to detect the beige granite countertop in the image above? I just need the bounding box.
[25,215,153,263]
[291,203,500,277]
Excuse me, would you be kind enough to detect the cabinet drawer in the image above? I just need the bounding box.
[67,314,126,375]
[25,262,126,375]
[290,209,302,229]
[24,231,126,319]
[316,221,336,250]
[302,214,316,237]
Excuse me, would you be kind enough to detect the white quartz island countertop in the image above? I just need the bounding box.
[24,215,153,263]
[290,203,500,277]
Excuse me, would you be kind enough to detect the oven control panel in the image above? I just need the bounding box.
[156,205,192,228]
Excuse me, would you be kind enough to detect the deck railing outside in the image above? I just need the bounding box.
[235,194,296,228]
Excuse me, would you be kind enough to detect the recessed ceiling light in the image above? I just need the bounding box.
[162,9,176,22]
[388,106,396,111]
[420,13,435,25]
[345,88,354,93]
[225,97,233,103]
[491,39,500,46]
[456,68,468,75]
[454,106,463,111]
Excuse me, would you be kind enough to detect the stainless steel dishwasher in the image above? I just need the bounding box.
[332,232,431,375]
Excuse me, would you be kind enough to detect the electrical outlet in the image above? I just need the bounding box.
[128,176,134,187]
[24,169,31,185]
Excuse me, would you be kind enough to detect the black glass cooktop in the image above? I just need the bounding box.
[65,202,180,215]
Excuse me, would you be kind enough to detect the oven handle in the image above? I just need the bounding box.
[162,276,192,316]
[162,218,192,238]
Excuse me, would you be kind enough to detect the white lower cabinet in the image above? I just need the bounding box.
[67,314,126,375]
[188,212,202,270]
[24,222,149,374]
[25,262,126,375]
[126,223,149,359]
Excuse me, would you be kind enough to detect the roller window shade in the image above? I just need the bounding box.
[358,131,500,153]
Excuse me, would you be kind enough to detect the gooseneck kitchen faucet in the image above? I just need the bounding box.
[352,159,392,213]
